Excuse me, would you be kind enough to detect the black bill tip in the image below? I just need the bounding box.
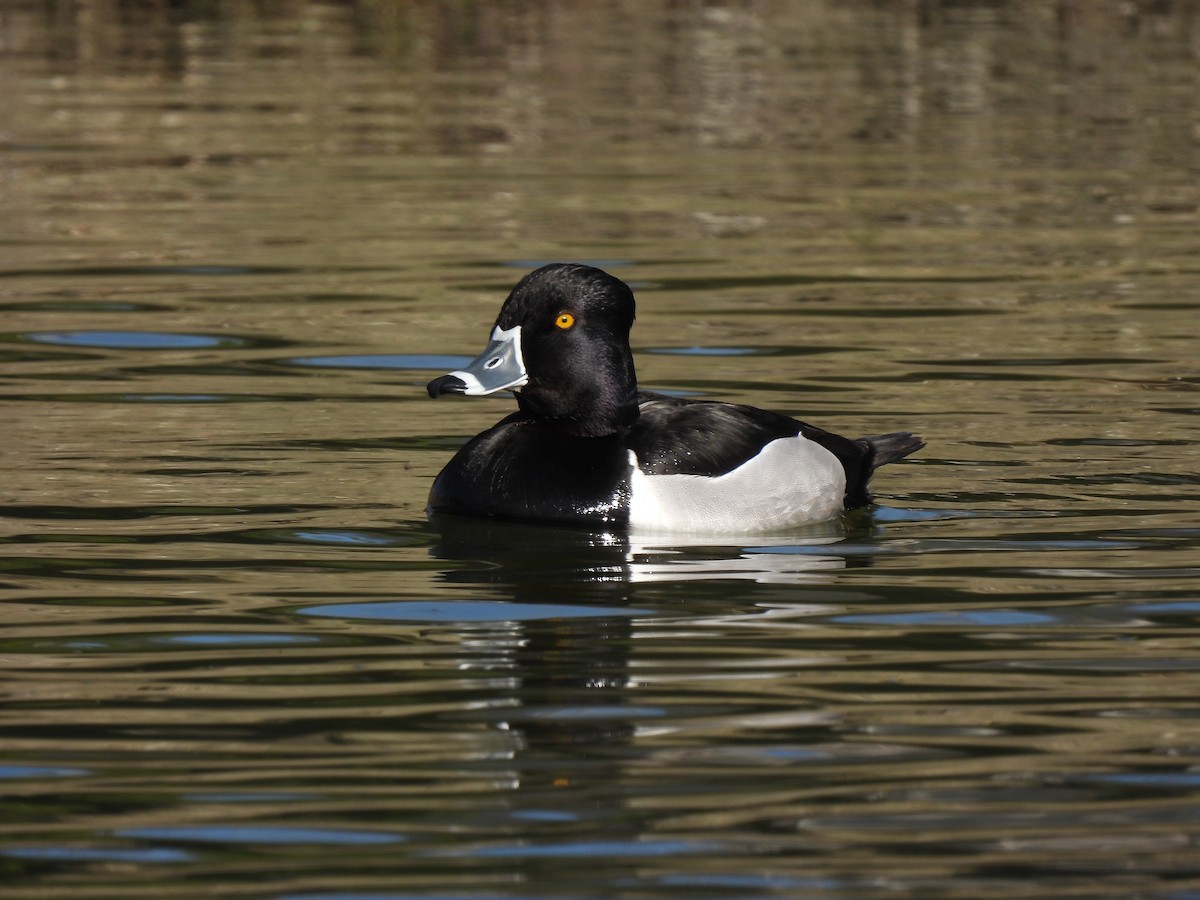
[427,374,468,398]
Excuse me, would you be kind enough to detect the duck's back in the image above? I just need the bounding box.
[629,393,870,476]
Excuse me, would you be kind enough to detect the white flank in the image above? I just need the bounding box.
[627,436,847,533]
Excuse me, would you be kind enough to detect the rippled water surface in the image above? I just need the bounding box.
[2,2,1200,897]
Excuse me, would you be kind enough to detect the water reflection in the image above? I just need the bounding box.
[429,512,852,594]
[287,514,866,850]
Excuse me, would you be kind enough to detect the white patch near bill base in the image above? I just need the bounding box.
[627,435,847,533]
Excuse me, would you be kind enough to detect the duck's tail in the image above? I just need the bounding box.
[861,431,926,473]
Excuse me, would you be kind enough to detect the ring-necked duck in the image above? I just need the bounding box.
[426,264,924,532]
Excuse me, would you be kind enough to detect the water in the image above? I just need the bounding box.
[2,1,1199,897]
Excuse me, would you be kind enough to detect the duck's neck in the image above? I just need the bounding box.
[516,365,639,438]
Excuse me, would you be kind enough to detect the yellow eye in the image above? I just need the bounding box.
[555,312,576,330]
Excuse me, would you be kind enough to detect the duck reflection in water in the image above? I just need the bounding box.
[423,512,863,803]
[427,510,855,595]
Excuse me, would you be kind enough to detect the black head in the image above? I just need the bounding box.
[427,264,640,437]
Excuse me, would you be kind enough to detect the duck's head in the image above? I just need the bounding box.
[427,264,639,437]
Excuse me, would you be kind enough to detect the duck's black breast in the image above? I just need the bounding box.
[427,412,634,526]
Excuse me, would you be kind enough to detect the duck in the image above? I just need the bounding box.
[426,263,924,533]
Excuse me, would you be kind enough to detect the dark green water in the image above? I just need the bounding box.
[2,2,1199,897]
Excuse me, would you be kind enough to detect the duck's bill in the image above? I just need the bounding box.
[427,324,528,398]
